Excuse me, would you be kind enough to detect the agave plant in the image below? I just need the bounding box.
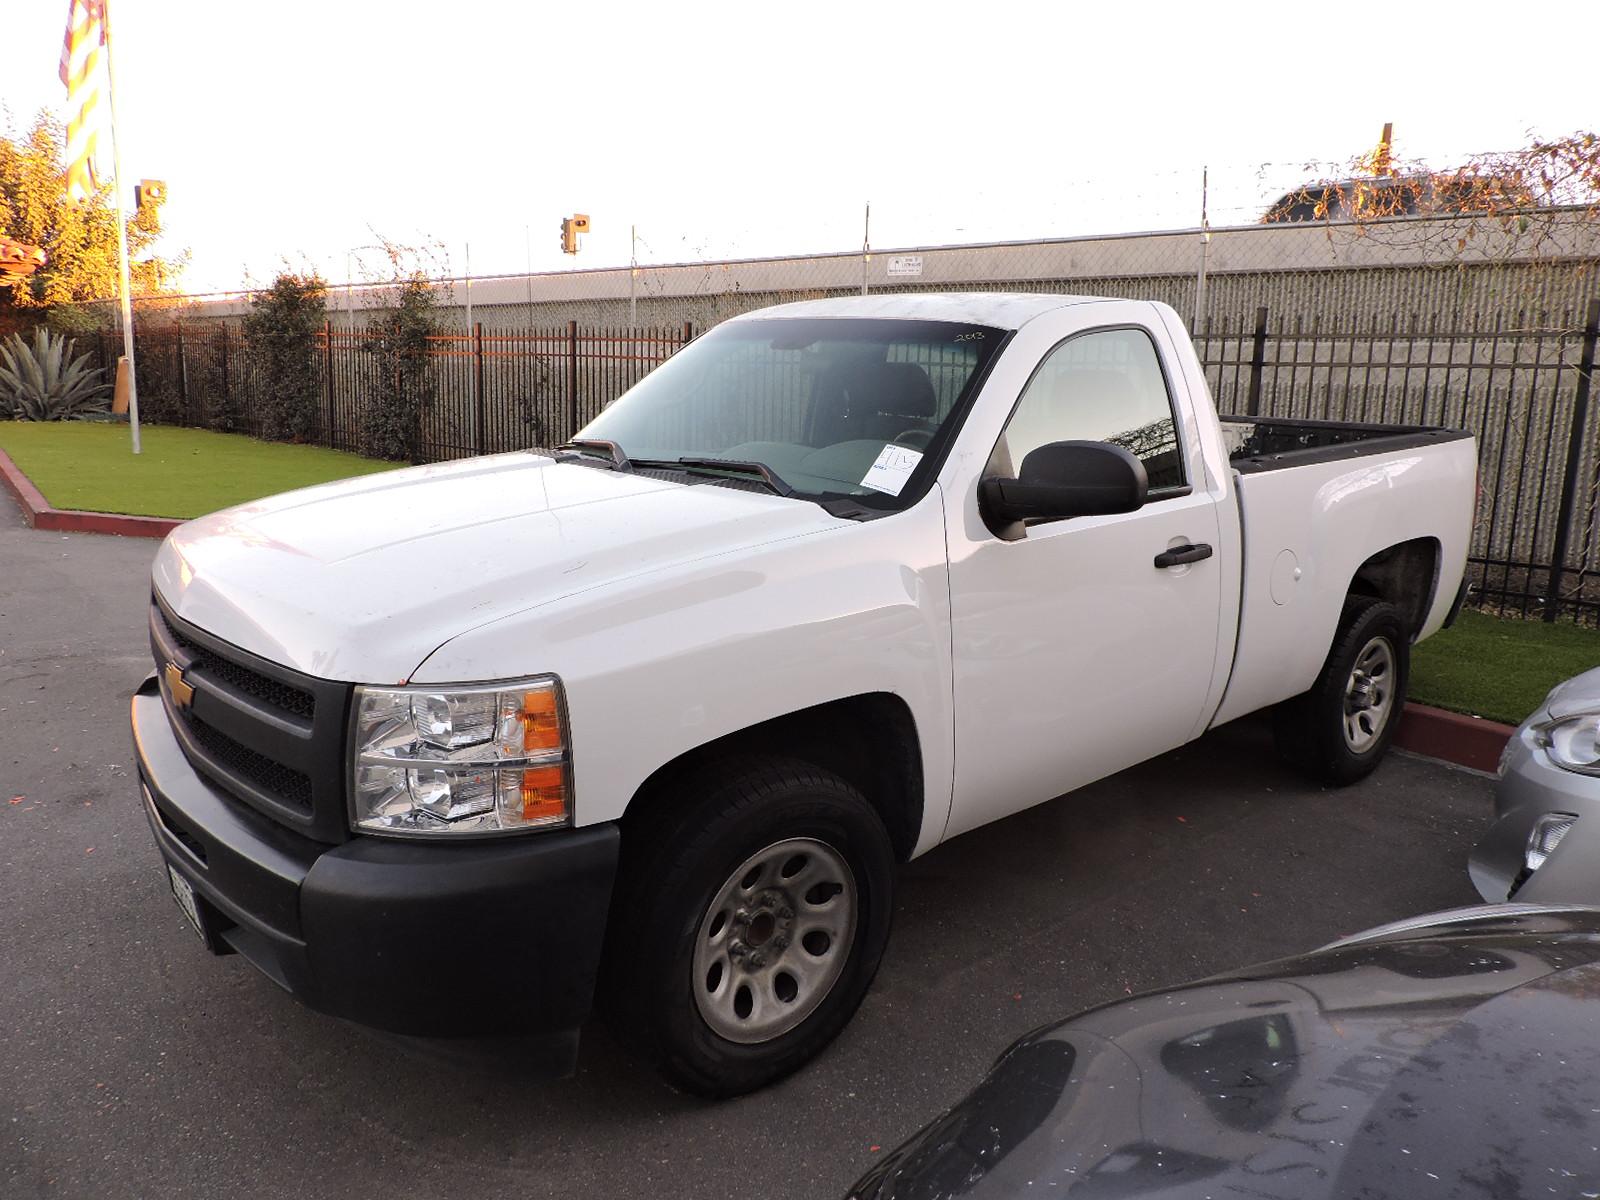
[0,328,113,420]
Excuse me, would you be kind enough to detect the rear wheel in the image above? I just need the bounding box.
[1273,596,1409,786]
[605,758,895,1097]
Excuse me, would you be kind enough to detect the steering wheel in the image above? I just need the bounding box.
[891,428,934,450]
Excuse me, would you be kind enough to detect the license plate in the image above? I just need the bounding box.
[167,864,206,942]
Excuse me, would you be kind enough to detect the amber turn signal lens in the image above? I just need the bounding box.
[520,689,562,753]
[519,764,567,823]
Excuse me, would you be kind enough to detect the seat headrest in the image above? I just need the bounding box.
[841,362,937,419]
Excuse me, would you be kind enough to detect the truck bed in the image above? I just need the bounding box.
[1208,425,1479,728]
[1219,415,1473,474]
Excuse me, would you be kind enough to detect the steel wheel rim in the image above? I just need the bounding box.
[1343,635,1396,753]
[692,837,858,1045]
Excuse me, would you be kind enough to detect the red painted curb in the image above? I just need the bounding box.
[1394,702,1516,773]
[0,443,52,515]
[0,445,181,539]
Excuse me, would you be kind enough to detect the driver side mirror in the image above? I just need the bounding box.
[979,440,1148,535]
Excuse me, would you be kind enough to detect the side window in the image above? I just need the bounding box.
[997,328,1186,492]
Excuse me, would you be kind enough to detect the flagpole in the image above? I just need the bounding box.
[101,0,140,454]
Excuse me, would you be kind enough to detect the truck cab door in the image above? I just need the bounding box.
[943,318,1224,839]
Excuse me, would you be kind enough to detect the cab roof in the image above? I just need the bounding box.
[730,291,1115,332]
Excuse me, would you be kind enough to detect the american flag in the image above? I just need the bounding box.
[59,0,107,202]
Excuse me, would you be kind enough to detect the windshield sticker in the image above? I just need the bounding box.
[860,445,924,496]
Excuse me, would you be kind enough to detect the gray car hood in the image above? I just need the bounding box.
[1548,664,1600,719]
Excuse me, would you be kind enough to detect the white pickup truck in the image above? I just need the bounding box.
[132,294,1476,1096]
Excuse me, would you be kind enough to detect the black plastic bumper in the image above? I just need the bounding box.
[132,677,620,1055]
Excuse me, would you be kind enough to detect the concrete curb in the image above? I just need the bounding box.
[0,446,181,539]
[1394,702,1516,773]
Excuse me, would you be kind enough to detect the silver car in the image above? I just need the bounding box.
[1471,664,1600,902]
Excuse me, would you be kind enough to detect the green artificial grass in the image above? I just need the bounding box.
[0,421,399,520]
[1411,609,1600,725]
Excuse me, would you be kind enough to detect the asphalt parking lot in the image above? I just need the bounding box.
[0,492,1493,1200]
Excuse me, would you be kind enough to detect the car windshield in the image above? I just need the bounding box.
[572,317,1006,510]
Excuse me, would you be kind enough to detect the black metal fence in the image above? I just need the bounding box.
[1196,301,1600,626]
[96,321,695,458]
[99,299,1600,628]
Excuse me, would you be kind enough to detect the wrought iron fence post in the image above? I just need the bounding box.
[322,320,334,447]
[176,323,190,426]
[1245,306,1269,417]
[1545,298,1600,622]
[217,326,230,429]
[473,322,486,455]
[566,320,579,439]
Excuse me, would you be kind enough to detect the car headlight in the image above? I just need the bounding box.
[1536,712,1600,776]
[350,678,570,836]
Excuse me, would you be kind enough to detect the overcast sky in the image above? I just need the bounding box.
[5,0,1595,294]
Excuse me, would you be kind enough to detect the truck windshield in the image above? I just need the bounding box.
[573,318,1006,510]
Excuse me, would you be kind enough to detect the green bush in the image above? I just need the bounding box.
[242,273,326,442]
[130,326,188,426]
[187,327,240,434]
[0,327,112,420]
[360,274,438,461]
[44,305,107,338]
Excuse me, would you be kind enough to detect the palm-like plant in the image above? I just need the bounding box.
[0,328,113,420]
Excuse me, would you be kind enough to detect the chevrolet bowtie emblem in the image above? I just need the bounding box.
[164,662,195,710]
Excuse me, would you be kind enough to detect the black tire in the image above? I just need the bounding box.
[1272,595,1410,786]
[603,757,896,1097]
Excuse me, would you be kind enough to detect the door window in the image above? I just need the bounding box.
[996,327,1185,492]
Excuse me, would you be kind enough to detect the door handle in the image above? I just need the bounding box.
[1154,543,1213,569]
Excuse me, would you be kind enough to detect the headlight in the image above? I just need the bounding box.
[1537,712,1600,776]
[350,678,570,836]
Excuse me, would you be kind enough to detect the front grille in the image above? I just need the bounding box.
[187,716,315,812]
[157,609,316,720]
[151,594,351,842]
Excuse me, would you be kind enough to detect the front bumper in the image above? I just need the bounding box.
[1469,711,1600,902]
[132,676,620,1055]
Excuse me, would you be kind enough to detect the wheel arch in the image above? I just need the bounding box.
[618,692,925,863]
[1345,536,1441,639]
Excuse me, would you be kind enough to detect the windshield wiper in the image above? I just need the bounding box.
[664,456,795,497]
[555,438,632,471]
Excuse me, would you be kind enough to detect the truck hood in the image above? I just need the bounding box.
[151,452,841,683]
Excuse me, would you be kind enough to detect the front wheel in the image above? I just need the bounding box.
[605,758,896,1097]
[1273,596,1410,786]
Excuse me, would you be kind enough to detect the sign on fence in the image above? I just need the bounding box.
[886,255,924,278]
